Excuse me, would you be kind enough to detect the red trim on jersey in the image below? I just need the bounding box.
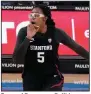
[50,64,64,88]
[51,78,64,88]
[55,64,63,78]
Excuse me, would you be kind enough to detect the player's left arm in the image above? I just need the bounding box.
[55,28,89,59]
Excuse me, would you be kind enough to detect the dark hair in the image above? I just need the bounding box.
[33,4,55,27]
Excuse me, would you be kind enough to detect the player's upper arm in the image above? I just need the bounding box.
[55,28,80,50]
[15,27,27,48]
[12,27,30,63]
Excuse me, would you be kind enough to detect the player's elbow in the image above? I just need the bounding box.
[12,51,17,63]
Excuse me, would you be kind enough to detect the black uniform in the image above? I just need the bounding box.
[13,26,89,91]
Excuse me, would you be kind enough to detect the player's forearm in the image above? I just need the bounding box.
[12,37,30,63]
[74,45,89,59]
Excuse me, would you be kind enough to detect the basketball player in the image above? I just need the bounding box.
[13,4,89,91]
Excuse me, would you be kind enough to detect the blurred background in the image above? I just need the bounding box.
[1,1,89,91]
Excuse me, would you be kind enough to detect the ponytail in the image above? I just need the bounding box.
[46,18,55,27]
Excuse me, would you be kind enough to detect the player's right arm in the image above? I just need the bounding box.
[12,24,39,64]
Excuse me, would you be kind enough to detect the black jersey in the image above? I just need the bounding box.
[24,26,59,75]
[13,26,89,77]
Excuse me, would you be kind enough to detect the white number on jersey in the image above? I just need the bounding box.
[37,52,44,63]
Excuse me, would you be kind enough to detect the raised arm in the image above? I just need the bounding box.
[13,24,40,64]
[12,27,30,64]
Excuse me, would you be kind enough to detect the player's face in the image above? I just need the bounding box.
[29,7,47,29]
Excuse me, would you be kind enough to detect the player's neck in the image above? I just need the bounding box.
[40,25,47,34]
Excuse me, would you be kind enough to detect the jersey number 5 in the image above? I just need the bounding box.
[37,52,44,63]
